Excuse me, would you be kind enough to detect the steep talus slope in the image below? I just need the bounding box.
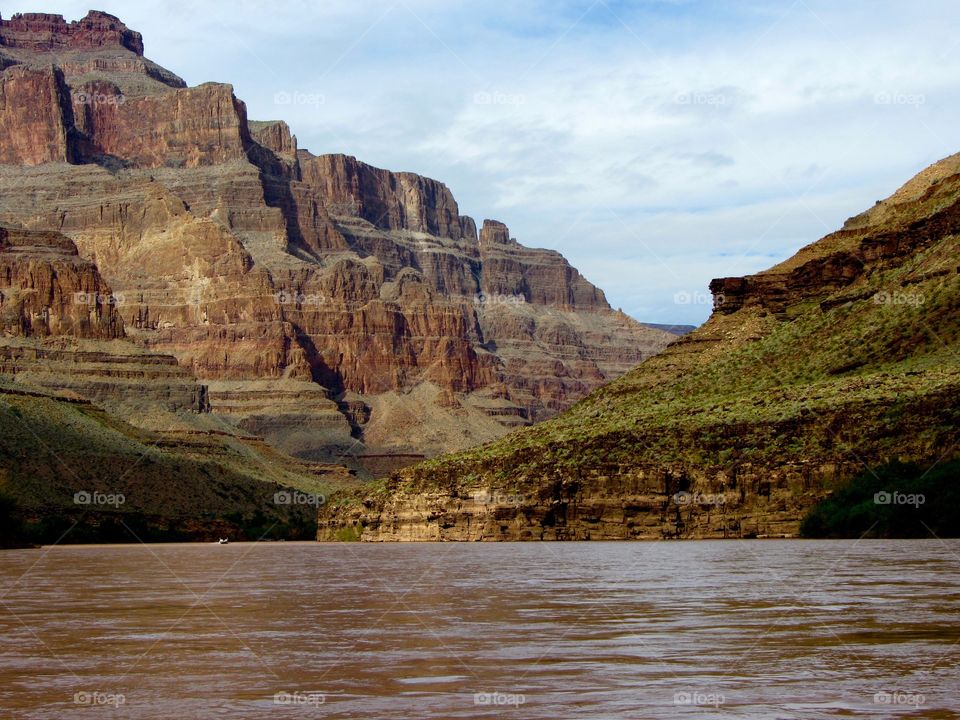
[318,155,960,540]
[0,10,676,477]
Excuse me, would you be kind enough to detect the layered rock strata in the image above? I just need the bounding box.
[0,10,676,468]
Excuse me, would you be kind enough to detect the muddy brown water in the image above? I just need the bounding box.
[1,540,958,718]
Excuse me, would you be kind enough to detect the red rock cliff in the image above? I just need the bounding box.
[0,65,74,165]
[0,226,123,338]
[0,11,144,55]
[301,153,476,241]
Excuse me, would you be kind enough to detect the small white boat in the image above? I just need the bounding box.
[218,538,229,545]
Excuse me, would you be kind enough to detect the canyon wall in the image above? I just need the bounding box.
[0,10,677,474]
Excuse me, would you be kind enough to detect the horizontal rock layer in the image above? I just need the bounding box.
[0,226,122,338]
[0,11,144,55]
[301,153,476,241]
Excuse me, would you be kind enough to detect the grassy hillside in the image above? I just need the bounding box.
[0,387,353,546]
[436,237,958,476]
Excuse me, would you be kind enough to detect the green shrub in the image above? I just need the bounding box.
[0,489,27,548]
[334,524,363,542]
[801,459,960,538]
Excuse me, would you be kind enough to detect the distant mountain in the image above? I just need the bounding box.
[642,323,697,336]
[320,153,960,540]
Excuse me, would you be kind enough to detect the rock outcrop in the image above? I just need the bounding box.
[0,11,144,54]
[0,65,74,165]
[0,10,184,95]
[478,218,608,309]
[301,153,476,241]
[0,226,122,338]
[75,82,253,167]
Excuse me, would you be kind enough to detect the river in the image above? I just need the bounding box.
[1,540,958,718]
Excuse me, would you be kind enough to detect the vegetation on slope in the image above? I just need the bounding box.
[801,459,960,538]
[405,236,959,487]
[0,389,346,545]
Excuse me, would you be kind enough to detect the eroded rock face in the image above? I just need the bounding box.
[0,11,144,55]
[74,82,252,167]
[0,226,219,428]
[317,461,851,541]
[479,219,608,310]
[300,153,476,241]
[0,227,122,338]
[0,65,74,166]
[0,10,677,467]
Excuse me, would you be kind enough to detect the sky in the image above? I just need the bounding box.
[8,0,960,325]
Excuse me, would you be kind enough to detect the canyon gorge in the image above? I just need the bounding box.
[0,10,677,539]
